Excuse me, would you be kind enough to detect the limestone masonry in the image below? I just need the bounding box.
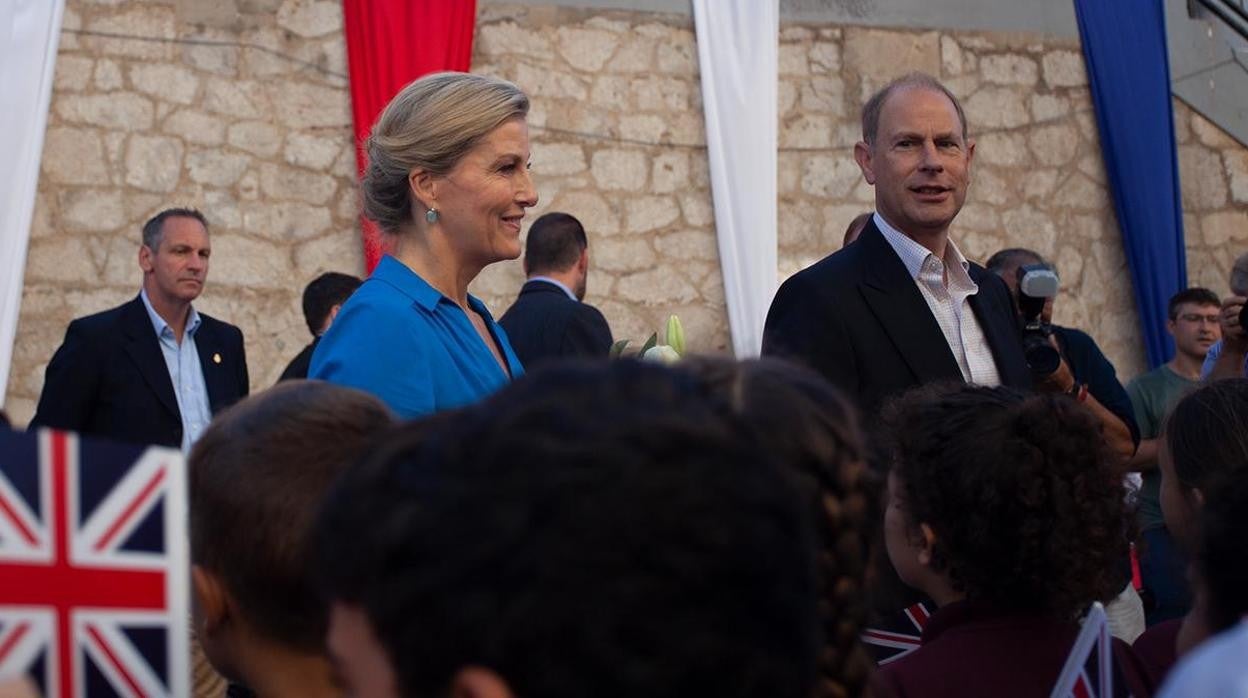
[8,0,1247,424]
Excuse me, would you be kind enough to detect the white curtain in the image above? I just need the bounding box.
[692,0,778,358]
[0,0,63,405]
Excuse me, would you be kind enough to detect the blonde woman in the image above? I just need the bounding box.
[311,72,536,418]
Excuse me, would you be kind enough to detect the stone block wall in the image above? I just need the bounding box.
[7,0,1248,424]
[468,3,725,356]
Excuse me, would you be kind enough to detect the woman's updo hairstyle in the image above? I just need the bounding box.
[362,71,529,234]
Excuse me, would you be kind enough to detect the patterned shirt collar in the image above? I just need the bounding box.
[873,212,972,282]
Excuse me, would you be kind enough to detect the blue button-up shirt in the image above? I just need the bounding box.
[1200,339,1248,379]
[139,288,212,453]
[309,255,524,419]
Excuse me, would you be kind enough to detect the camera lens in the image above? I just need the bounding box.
[1025,339,1061,377]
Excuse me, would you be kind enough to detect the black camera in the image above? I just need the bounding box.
[1016,263,1061,377]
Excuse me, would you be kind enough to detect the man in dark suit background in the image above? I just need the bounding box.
[31,208,249,451]
[763,72,1029,415]
[499,212,613,368]
[278,271,361,382]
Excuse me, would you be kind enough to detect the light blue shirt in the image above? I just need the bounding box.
[310,255,524,419]
[528,275,578,300]
[1200,339,1248,379]
[1158,620,1248,697]
[139,288,212,453]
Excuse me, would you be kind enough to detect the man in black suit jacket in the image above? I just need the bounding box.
[764,73,1029,415]
[500,212,613,368]
[31,208,248,450]
[278,271,361,382]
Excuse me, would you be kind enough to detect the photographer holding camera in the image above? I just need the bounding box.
[1201,253,1248,381]
[988,247,1144,642]
[987,248,1140,463]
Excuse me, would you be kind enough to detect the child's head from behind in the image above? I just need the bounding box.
[882,384,1128,618]
[188,381,394,688]
[681,357,878,698]
[313,360,823,698]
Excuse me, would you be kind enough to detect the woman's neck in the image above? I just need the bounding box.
[390,230,481,309]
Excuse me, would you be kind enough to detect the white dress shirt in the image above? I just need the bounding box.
[874,213,1001,386]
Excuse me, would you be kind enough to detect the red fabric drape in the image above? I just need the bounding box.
[341,0,478,272]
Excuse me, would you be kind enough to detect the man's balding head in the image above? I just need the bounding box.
[1231,252,1248,296]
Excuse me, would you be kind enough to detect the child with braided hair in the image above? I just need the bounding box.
[683,358,879,698]
[869,383,1153,698]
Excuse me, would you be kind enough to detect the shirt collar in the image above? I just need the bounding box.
[139,287,201,338]
[527,276,578,301]
[921,599,1066,645]
[373,254,492,315]
[874,212,972,281]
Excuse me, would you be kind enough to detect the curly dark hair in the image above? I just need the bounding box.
[883,383,1129,619]
[313,360,822,698]
[682,357,878,698]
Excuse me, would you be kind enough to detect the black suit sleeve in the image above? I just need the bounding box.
[561,304,613,358]
[233,325,250,398]
[30,319,101,431]
[762,273,860,396]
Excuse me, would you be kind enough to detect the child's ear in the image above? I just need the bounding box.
[192,565,229,635]
[916,523,938,567]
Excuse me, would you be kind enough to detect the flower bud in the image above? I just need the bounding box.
[642,344,681,364]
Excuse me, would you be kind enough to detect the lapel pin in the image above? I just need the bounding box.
[213,353,222,364]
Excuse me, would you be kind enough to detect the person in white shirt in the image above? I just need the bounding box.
[764,72,1029,415]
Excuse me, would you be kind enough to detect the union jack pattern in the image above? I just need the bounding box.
[861,601,932,665]
[0,428,189,697]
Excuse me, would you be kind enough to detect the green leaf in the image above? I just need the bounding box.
[609,339,630,358]
[639,332,658,356]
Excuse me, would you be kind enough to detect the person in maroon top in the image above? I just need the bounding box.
[869,384,1153,698]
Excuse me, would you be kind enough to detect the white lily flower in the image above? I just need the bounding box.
[642,345,681,363]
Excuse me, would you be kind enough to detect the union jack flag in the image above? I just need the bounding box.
[1050,602,1132,698]
[861,601,932,665]
[0,428,189,697]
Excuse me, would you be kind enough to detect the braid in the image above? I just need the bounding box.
[681,358,880,697]
[808,448,878,698]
